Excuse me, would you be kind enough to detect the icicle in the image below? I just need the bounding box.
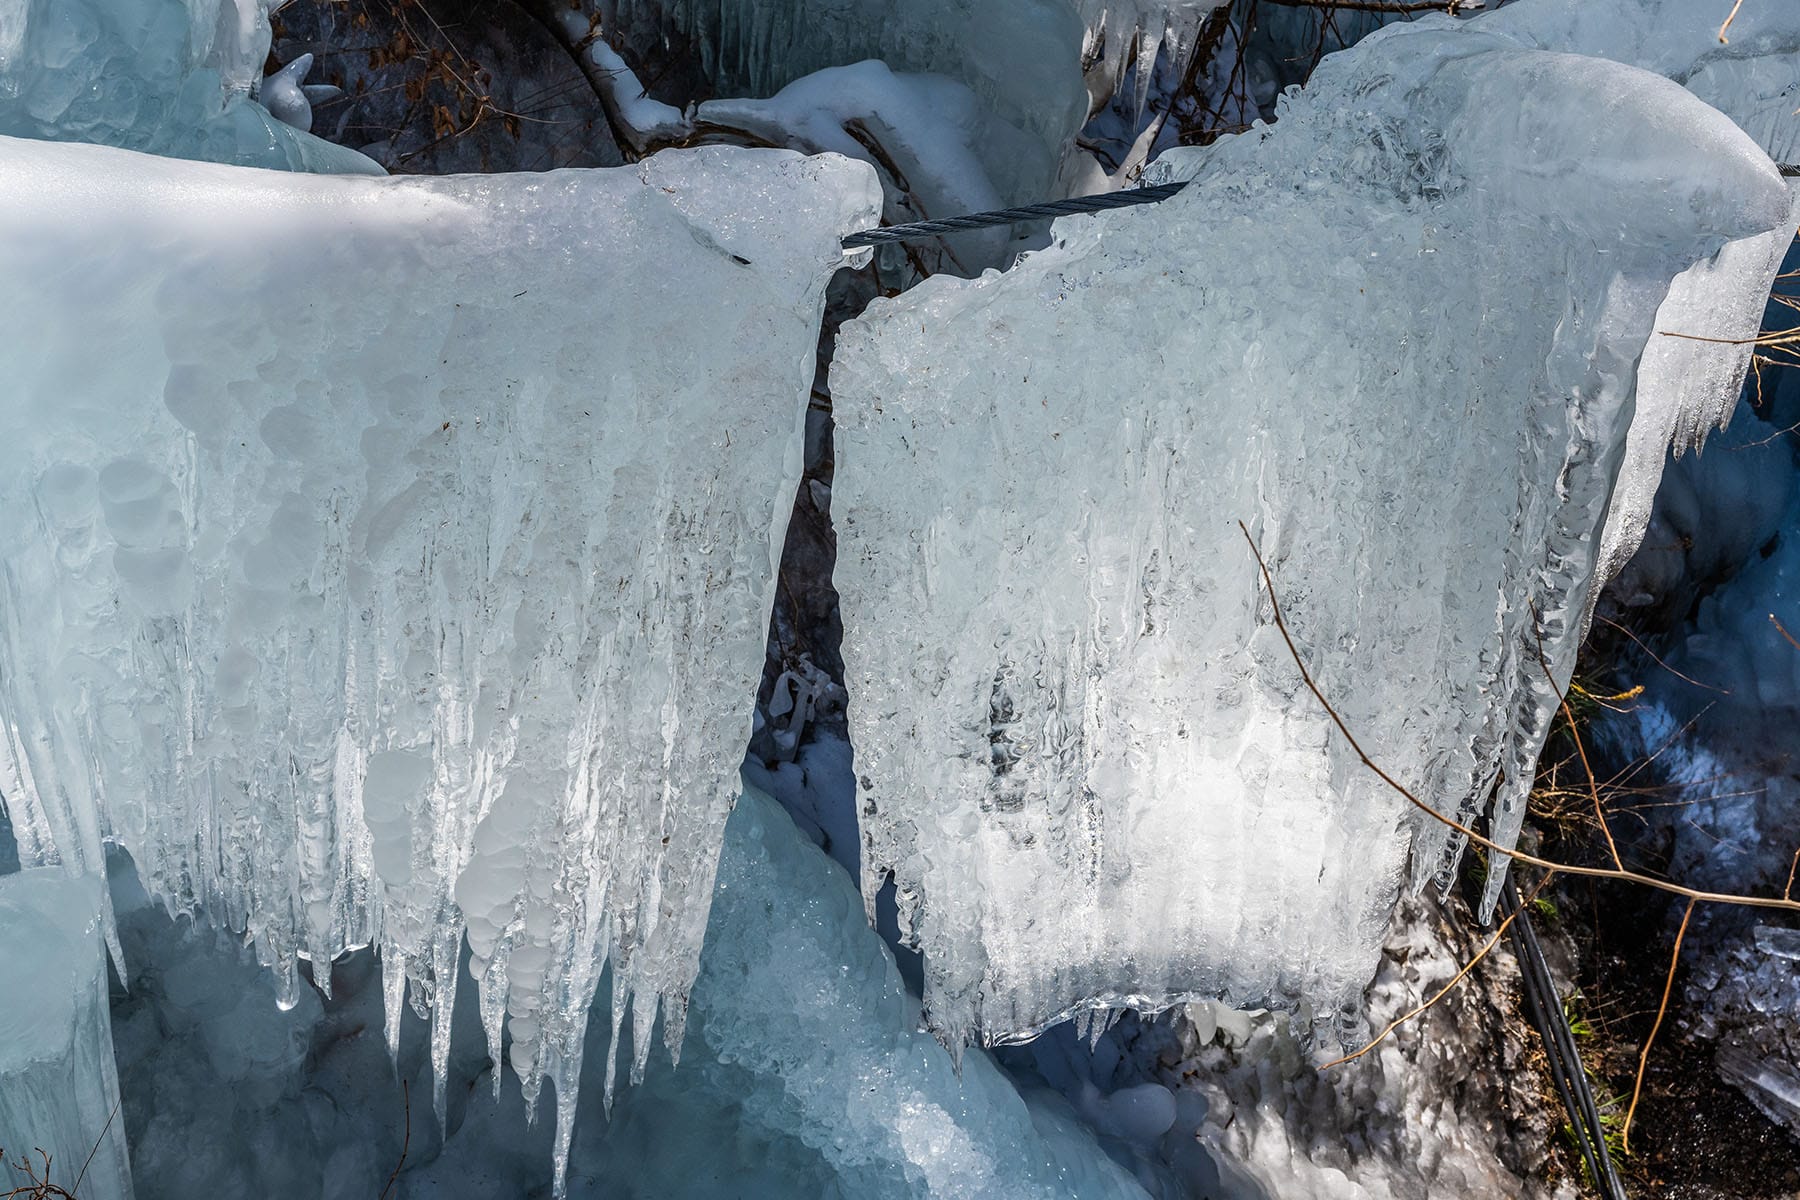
[429,923,460,1133]
[474,938,511,1100]
[382,946,407,1074]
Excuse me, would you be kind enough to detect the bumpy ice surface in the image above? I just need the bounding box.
[0,869,132,1200]
[0,133,878,1186]
[830,23,1791,1046]
[553,787,1153,1199]
[0,0,376,172]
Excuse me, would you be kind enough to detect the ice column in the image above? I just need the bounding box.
[830,27,1791,1047]
[0,870,132,1200]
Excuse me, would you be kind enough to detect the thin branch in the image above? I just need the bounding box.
[379,1080,411,1200]
[1235,521,1800,914]
[1532,624,1623,870]
[70,1100,119,1194]
[1323,872,1554,1069]
[1595,614,1730,695]
[1623,898,1696,1153]
[1719,0,1747,43]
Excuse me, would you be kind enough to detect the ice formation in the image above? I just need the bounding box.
[551,786,1153,1198]
[99,785,1151,1198]
[1429,0,1799,602]
[0,0,376,172]
[1482,0,1800,164]
[0,869,133,1200]
[0,132,879,1186]
[829,24,1791,1047]
[593,0,1229,201]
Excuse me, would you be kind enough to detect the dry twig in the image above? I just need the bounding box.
[1236,521,1800,914]
[1623,898,1696,1152]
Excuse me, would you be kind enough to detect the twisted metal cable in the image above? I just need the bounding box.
[1500,885,1630,1200]
[840,182,1190,248]
[844,164,1800,249]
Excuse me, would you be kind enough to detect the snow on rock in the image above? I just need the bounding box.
[696,62,1016,273]
[0,0,377,172]
[594,0,1091,202]
[0,133,879,1192]
[590,0,1232,200]
[829,23,1790,1049]
[1175,899,1574,1200]
[0,869,133,1200]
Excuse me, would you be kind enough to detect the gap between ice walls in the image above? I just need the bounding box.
[0,1,1796,1197]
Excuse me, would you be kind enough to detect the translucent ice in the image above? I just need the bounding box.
[0,133,878,1186]
[0,0,377,172]
[0,869,132,1200]
[560,786,1153,1198]
[101,787,1150,1198]
[1457,0,1800,593]
[830,27,1790,1046]
[594,0,1227,199]
[1481,0,1800,163]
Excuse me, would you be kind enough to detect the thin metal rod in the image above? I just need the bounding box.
[1501,885,1630,1199]
[841,182,1189,248]
[844,164,1800,250]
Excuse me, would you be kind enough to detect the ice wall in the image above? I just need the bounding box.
[829,26,1791,1048]
[0,869,132,1200]
[0,0,377,172]
[0,133,879,1187]
[1437,0,1800,615]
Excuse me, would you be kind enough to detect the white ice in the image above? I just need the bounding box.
[829,23,1790,1048]
[0,0,377,172]
[589,0,1231,202]
[0,132,878,1192]
[100,787,1152,1198]
[0,869,132,1200]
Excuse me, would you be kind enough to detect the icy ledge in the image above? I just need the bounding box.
[0,134,879,1191]
[829,25,1791,1049]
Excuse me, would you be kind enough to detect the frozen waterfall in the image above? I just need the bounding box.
[0,132,878,1190]
[828,22,1792,1048]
